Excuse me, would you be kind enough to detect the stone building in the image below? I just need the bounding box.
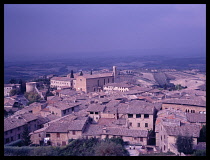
[103,81,134,92]
[161,99,206,114]
[4,113,38,144]
[30,115,89,146]
[48,101,80,117]
[155,109,203,154]
[50,77,75,90]
[75,66,118,93]
[4,84,21,97]
[117,100,155,131]
[155,120,200,153]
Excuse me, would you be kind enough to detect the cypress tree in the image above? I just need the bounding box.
[21,124,32,146]
[70,70,74,78]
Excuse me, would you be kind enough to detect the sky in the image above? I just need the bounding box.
[4,4,206,62]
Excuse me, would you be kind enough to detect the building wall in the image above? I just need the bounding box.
[101,113,116,119]
[4,120,38,144]
[103,86,130,92]
[101,134,147,145]
[4,84,20,97]
[48,106,62,117]
[75,76,87,92]
[127,114,154,131]
[75,76,114,93]
[88,112,101,123]
[30,131,46,145]
[50,80,72,89]
[162,103,206,114]
[67,130,83,140]
[48,132,69,146]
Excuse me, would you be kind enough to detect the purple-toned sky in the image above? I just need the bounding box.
[4,4,206,61]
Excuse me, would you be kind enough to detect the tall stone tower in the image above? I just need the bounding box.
[113,66,117,78]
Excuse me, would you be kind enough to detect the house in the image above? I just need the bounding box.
[156,120,200,153]
[4,84,21,97]
[48,101,80,117]
[87,104,106,123]
[50,77,75,90]
[83,124,148,145]
[4,113,38,144]
[117,100,155,131]
[161,98,206,114]
[103,81,134,92]
[155,109,203,154]
[30,115,89,146]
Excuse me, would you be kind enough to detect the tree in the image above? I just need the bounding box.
[21,125,32,146]
[198,125,206,142]
[24,92,41,104]
[79,71,83,76]
[175,84,183,90]
[9,89,17,96]
[193,150,206,156]
[176,135,193,155]
[70,70,74,78]
[94,141,129,156]
[9,78,17,84]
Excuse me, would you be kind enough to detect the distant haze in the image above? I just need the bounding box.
[4,4,206,62]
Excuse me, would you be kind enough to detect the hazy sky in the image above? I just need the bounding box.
[4,4,206,61]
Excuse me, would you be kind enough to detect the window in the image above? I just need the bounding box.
[136,114,141,118]
[95,112,98,115]
[72,131,76,135]
[145,123,148,127]
[161,136,162,140]
[46,134,50,137]
[10,130,13,133]
[5,131,8,135]
[90,112,94,114]
[39,134,41,137]
[18,134,21,139]
[129,122,132,127]
[72,107,74,112]
[128,114,133,118]
[57,133,60,138]
[104,79,105,85]
[98,80,100,86]
[18,127,20,131]
[11,137,13,141]
[63,110,66,115]
[140,137,143,142]
[144,114,149,118]
[80,79,82,81]
[108,79,109,83]
[137,123,140,127]
[164,145,166,151]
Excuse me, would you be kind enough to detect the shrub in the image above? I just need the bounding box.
[193,150,206,156]
[4,146,32,156]
[94,141,129,156]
